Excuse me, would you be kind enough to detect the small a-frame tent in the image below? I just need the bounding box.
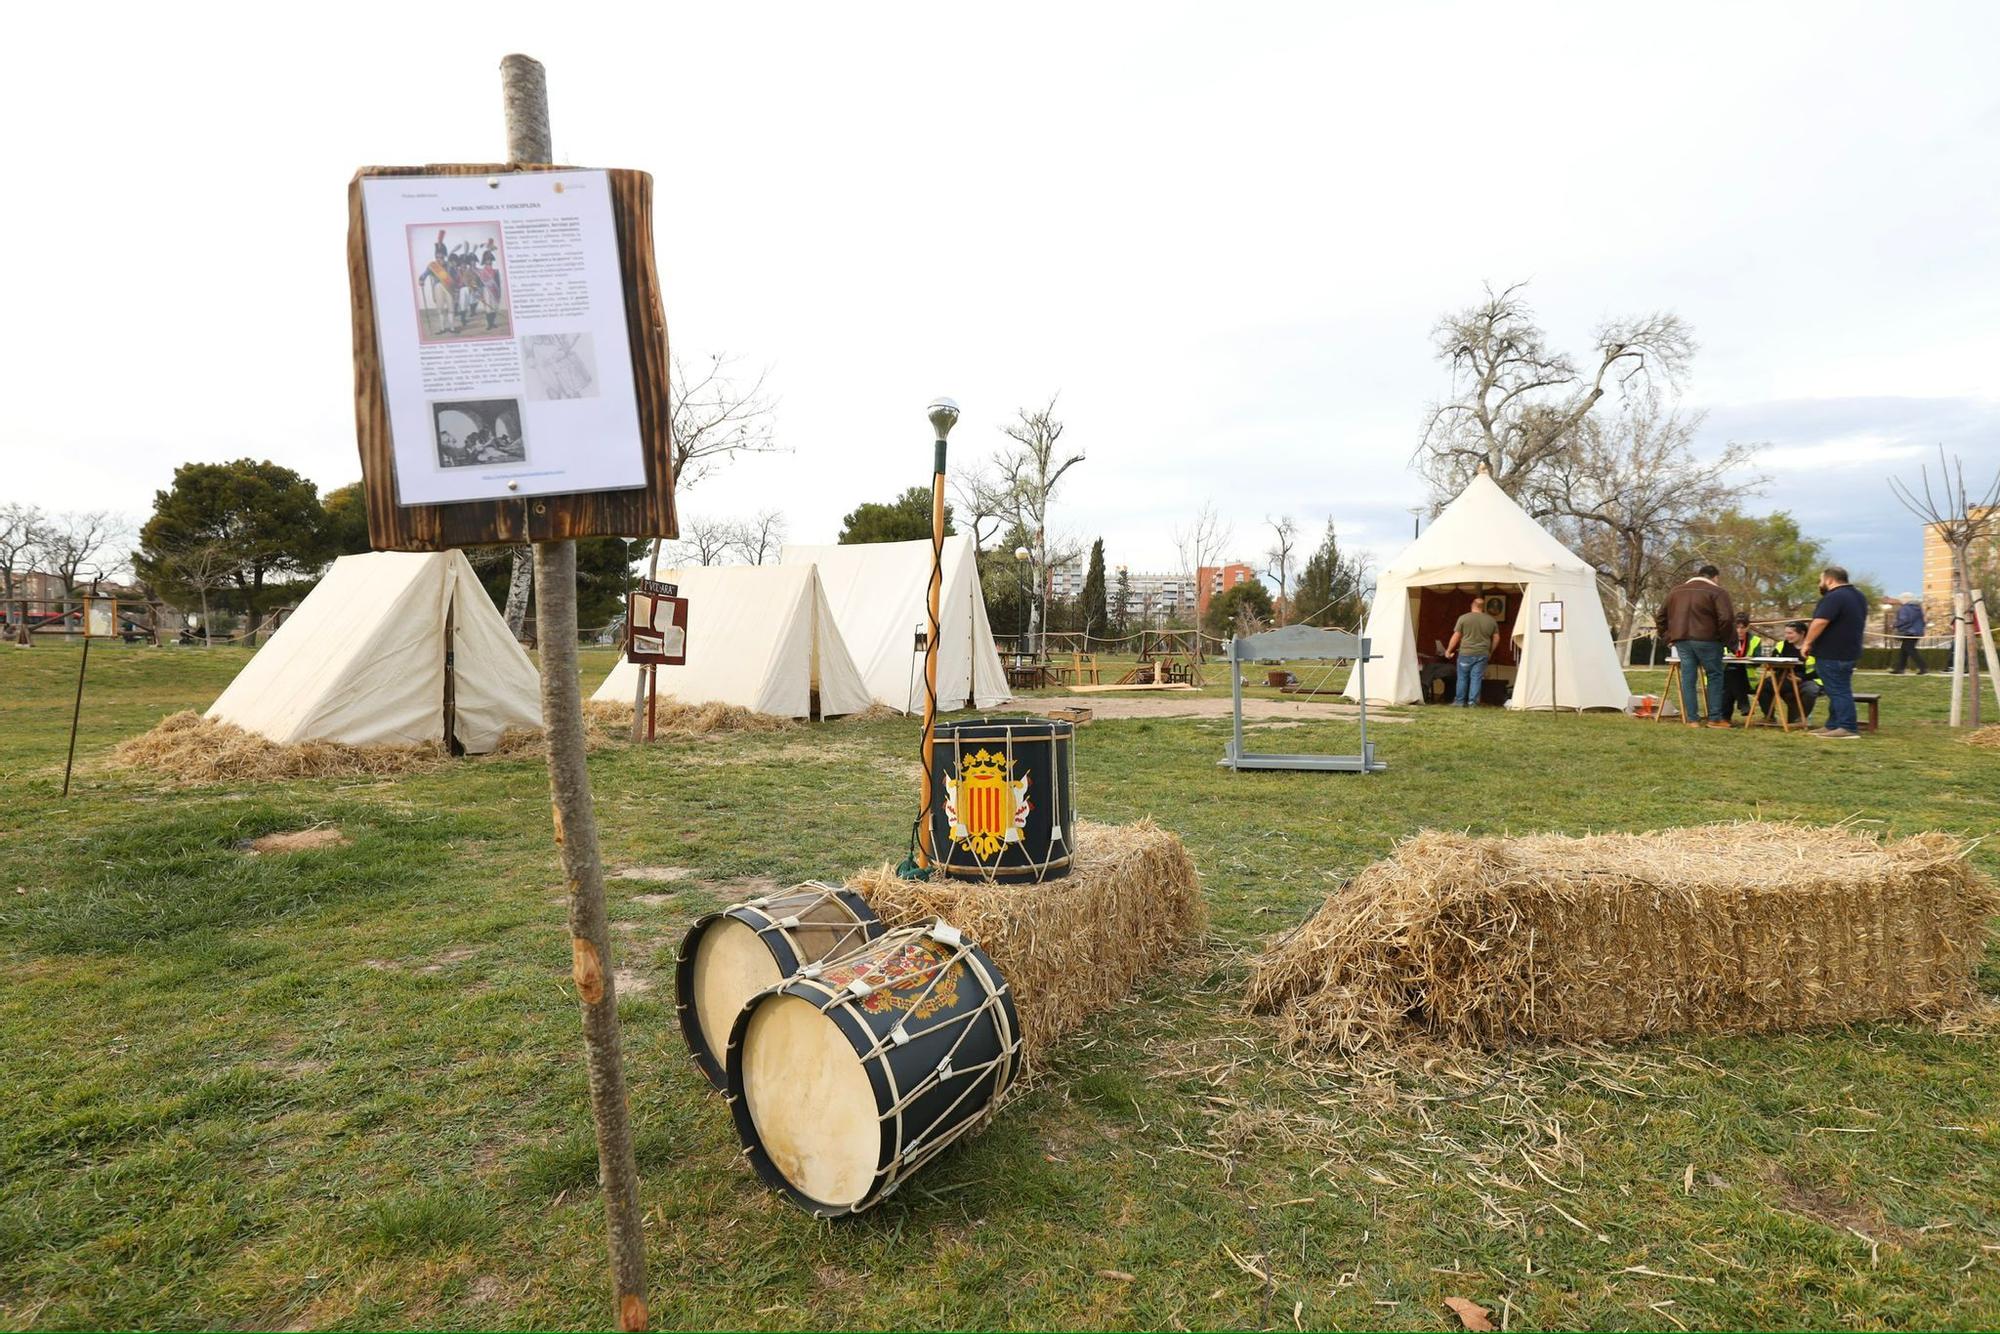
[206,550,541,752]
[1344,470,1631,711]
[780,535,1012,713]
[591,564,873,719]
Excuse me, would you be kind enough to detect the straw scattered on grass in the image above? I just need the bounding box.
[850,819,1207,1069]
[586,697,797,737]
[1247,822,1997,1059]
[1964,725,2000,749]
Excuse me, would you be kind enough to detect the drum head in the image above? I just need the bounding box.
[692,919,785,1067]
[740,994,880,1210]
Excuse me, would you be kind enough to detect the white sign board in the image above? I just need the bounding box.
[359,171,647,506]
[1538,600,1564,633]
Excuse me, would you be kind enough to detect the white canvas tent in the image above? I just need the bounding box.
[207,550,541,752]
[780,535,1012,713]
[1344,471,1631,711]
[591,564,874,719]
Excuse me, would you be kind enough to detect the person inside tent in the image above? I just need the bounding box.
[1446,593,1499,707]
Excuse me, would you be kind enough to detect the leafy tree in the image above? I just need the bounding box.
[1684,508,1826,618]
[1203,579,1273,638]
[135,460,331,640]
[1291,520,1371,628]
[474,537,638,632]
[1080,539,1108,639]
[838,487,955,545]
[322,482,373,556]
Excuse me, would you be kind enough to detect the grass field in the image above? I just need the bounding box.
[3,643,1998,1330]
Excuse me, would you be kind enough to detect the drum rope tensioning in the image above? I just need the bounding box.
[724,920,1023,1217]
[931,716,1077,883]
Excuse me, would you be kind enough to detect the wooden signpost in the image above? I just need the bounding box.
[1538,599,1564,716]
[625,578,689,742]
[345,54,672,1331]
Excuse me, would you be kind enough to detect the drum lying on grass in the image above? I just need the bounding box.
[726,921,1023,1217]
[929,716,1076,882]
[675,883,883,1089]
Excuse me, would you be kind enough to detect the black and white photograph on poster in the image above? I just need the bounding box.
[407,223,511,343]
[432,398,527,469]
[521,333,599,400]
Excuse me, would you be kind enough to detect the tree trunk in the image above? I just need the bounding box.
[503,548,534,639]
[534,539,649,1330]
[200,590,211,647]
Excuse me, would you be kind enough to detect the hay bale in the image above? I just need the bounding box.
[849,819,1206,1068]
[1247,823,1997,1057]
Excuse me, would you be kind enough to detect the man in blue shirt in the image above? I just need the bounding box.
[1801,565,1869,739]
[1890,594,1928,675]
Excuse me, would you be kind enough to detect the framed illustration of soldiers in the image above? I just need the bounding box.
[347,163,676,551]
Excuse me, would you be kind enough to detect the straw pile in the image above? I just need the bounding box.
[1964,725,2000,749]
[850,819,1206,1068]
[1247,823,1997,1057]
[113,705,629,783]
[588,696,797,737]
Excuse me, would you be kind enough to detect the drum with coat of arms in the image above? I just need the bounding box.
[675,883,884,1090]
[928,716,1075,882]
[725,920,1023,1217]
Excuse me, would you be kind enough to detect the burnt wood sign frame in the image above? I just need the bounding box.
[347,164,677,550]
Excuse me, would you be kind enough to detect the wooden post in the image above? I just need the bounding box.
[505,53,648,1332]
[62,633,90,797]
[631,539,659,742]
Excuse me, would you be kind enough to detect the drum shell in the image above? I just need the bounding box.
[675,884,883,1090]
[725,924,1023,1218]
[928,716,1076,882]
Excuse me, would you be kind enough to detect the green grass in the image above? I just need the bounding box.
[2,642,1997,1329]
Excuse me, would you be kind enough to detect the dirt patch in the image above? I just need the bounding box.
[612,866,695,883]
[416,946,480,974]
[630,894,680,908]
[468,1275,506,1304]
[1046,696,1411,723]
[243,827,349,854]
[614,967,655,996]
[709,876,781,899]
[1775,1171,1915,1246]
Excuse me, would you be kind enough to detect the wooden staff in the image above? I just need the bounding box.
[504,53,649,1332]
[915,398,959,869]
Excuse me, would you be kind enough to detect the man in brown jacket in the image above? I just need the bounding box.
[1655,563,1736,727]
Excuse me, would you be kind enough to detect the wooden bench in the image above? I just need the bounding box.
[1853,691,1880,732]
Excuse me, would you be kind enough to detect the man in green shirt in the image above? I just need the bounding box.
[1448,595,1500,707]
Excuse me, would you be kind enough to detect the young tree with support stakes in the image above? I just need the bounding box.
[1263,514,1300,625]
[1890,447,2000,728]
[997,396,1084,659]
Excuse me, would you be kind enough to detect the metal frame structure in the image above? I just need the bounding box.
[1219,623,1386,773]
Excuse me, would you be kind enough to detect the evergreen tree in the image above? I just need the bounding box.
[1111,565,1132,637]
[1080,538,1108,639]
[837,487,956,544]
[1291,519,1370,627]
[135,459,331,638]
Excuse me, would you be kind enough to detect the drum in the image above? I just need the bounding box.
[675,883,884,1090]
[725,921,1022,1217]
[928,716,1076,882]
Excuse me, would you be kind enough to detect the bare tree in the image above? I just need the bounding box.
[0,502,48,602]
[36,511,129,593]
[1263,514,1300,625]
[1173,501,1232,581]
[1542,397,1761,644]
[731,510,787,565]
[997,397,1084,654]
[1419,282,1696,508]
[151,538,240,646]
[667,514,739,567]
[504,350,782,636]
[950,463,1011,555]
[1890,447,2000,727]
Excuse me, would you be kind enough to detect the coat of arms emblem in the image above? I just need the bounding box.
[943,747,1032,860]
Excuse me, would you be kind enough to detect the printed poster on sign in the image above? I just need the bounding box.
[627,580,688,665]
[358,171,646,506]
[1538,600,1565,633]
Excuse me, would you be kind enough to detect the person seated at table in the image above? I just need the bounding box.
[1722,612,1757,720]
[1755,620,1822,723]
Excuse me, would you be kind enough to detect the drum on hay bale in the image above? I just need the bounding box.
[928,716,1076,882]
[725,921,1022,1217]
[675,883,884,1089]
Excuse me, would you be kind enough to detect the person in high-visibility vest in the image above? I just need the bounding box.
[1754,620,1822,723]
[1723,612,1757,720]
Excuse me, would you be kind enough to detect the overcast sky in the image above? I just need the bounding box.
[7,1,1997,592]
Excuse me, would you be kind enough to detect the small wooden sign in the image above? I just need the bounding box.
[627,587,688,666]
[347,163,677,551]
